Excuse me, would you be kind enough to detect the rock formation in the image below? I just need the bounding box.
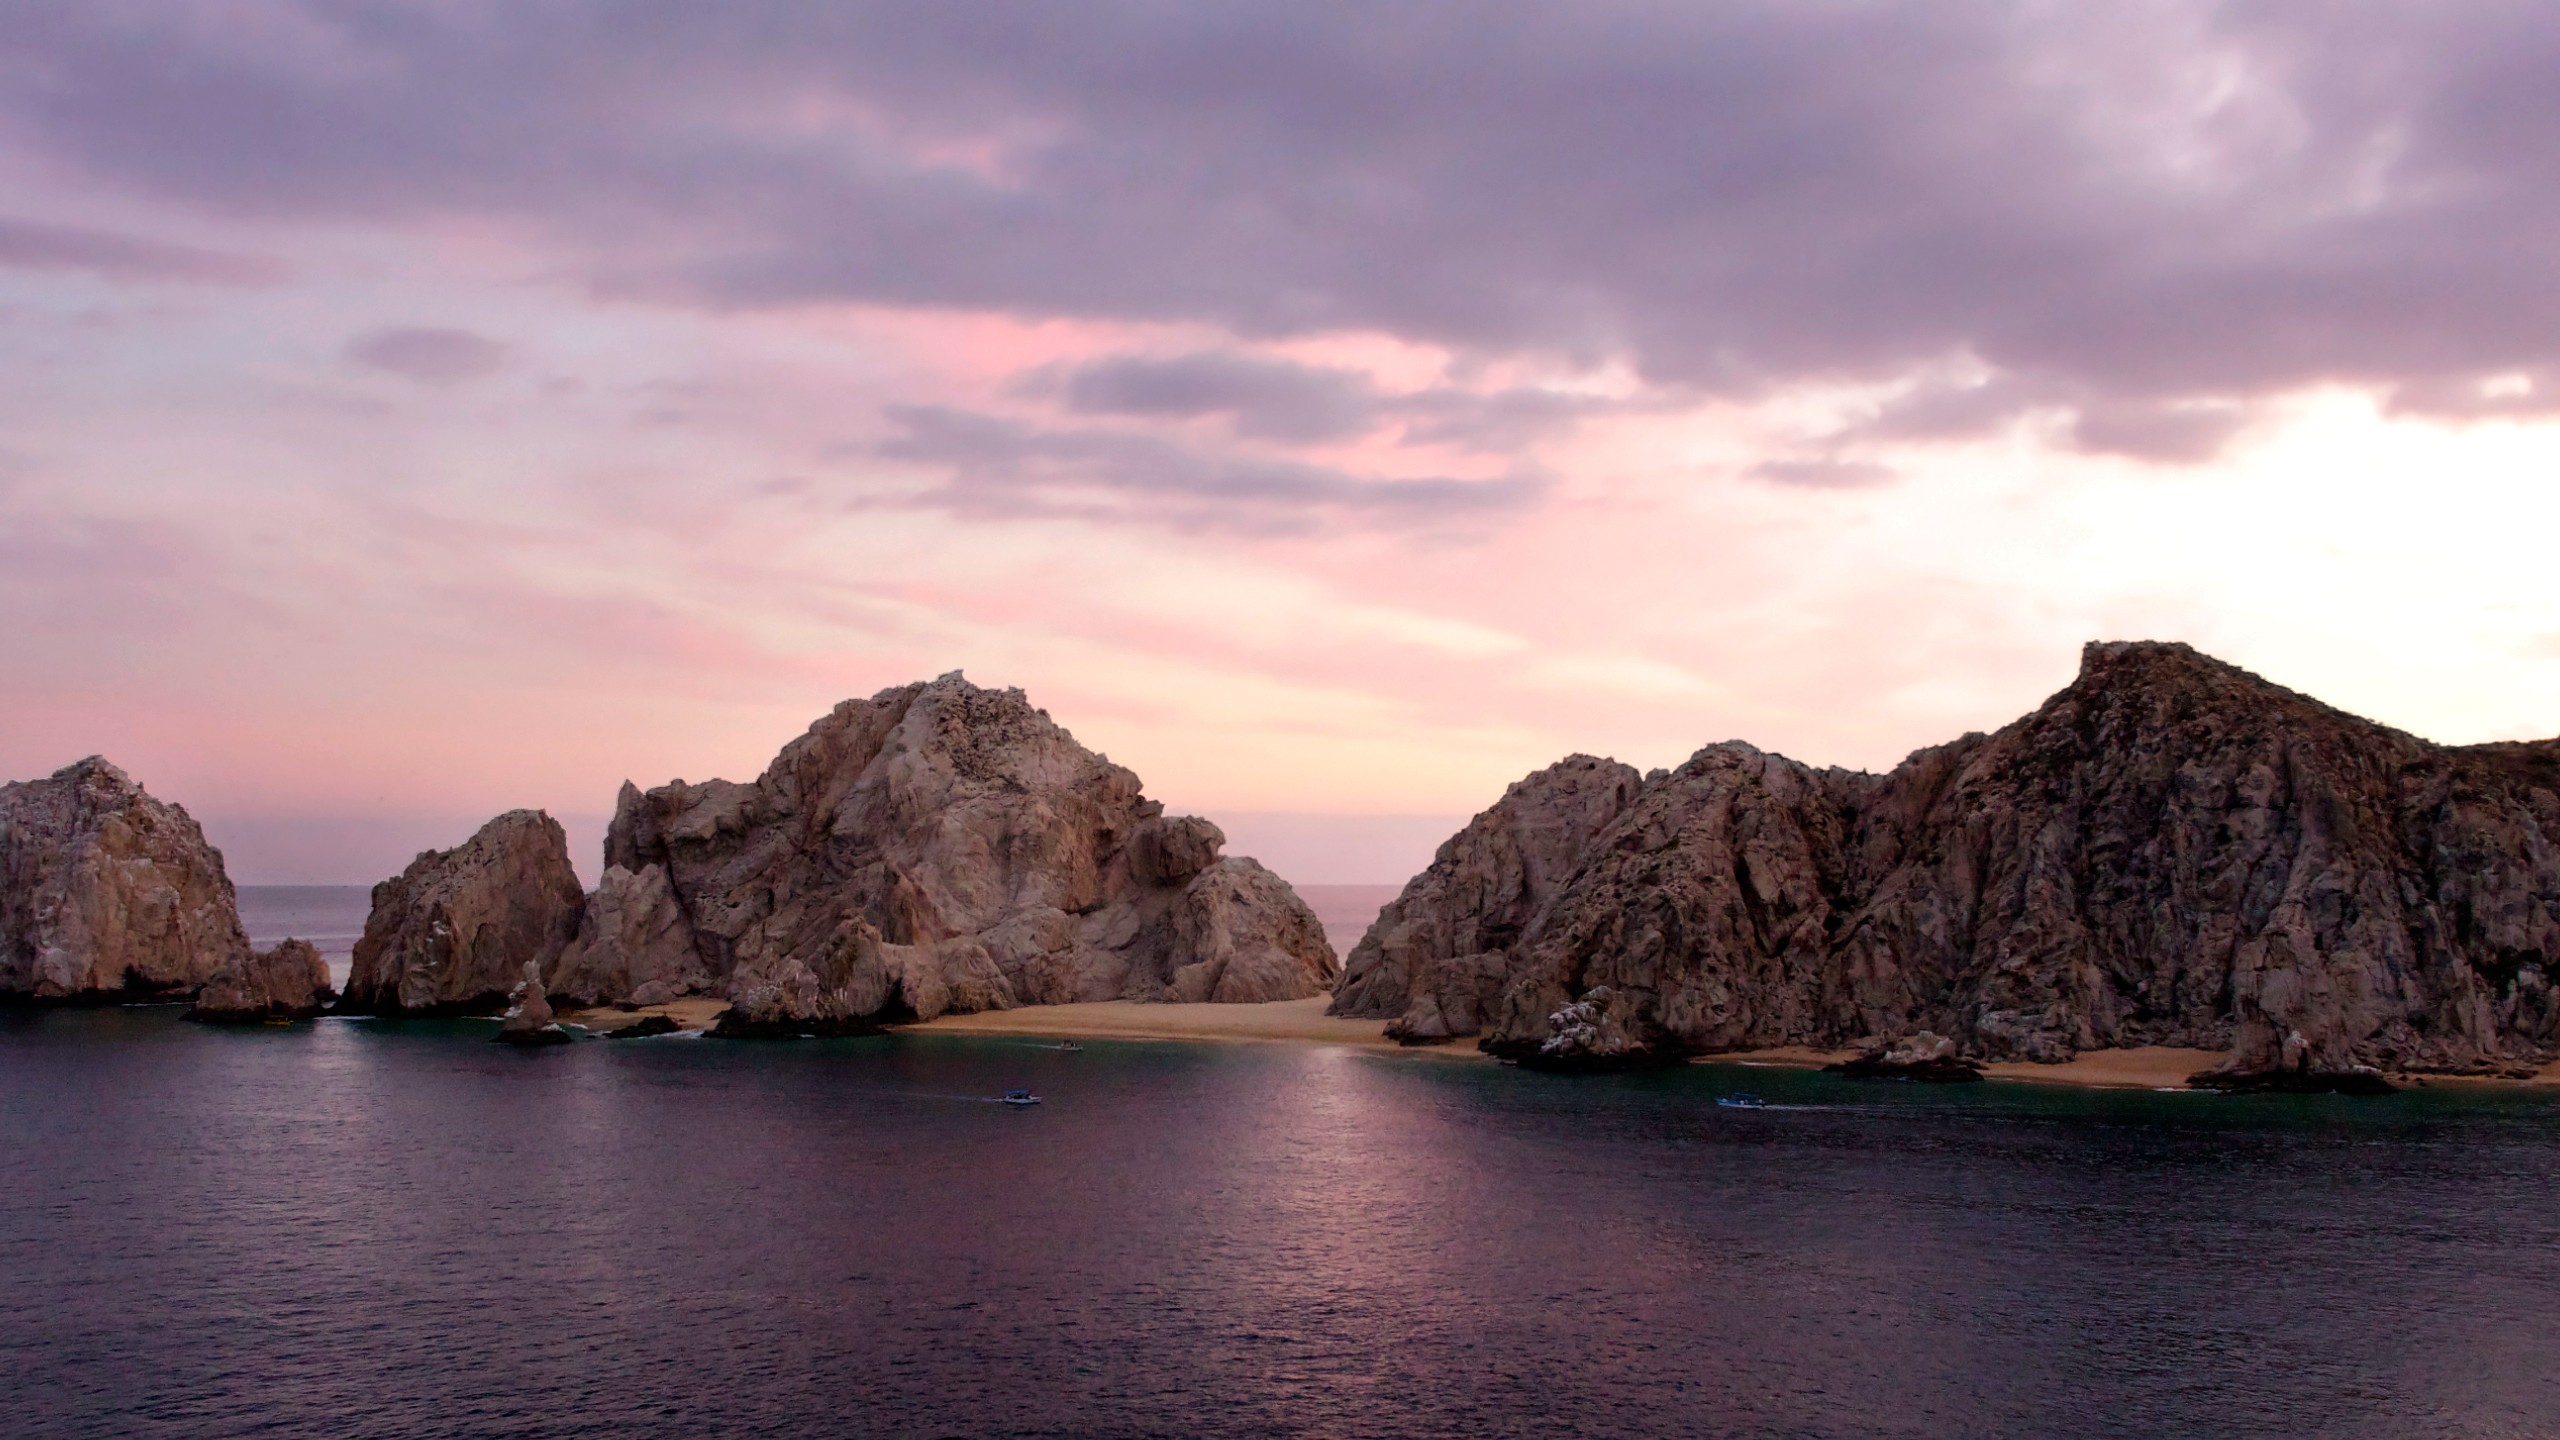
[1335,642,2560,1082]
[546,861,707,1007]
[1329,755,1643,1042]
[493,959,572,1046]
[599,672,1335,1033]
[185,938,334,1023]
[340,810,586,1015]
[0,757,251,1002]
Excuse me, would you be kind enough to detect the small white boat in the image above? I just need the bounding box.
[1000,1088,1042,1107]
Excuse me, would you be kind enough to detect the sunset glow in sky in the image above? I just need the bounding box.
[7,2,2560,884]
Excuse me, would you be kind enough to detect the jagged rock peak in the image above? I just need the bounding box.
[1342,640,2560,1082]
[1,757,250,1001]
[597,672,1337,1031]
[341,809,587,1016]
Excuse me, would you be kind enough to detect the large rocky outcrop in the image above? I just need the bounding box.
[1329,754,1643,1041]
[1337,642,2560,1079]
[602,672,1336,1031]
[186,939,334,1023]
[340,810,586,1015]
[0,757,251,1001]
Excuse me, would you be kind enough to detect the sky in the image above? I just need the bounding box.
[6,1,2560,886]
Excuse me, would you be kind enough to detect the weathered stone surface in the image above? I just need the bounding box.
[547,862,708,1006]
[341,810,586,1015]
[1348,642,2560,1082]
[493,959,573,1046]
[1825,1031,1984,1083]
[1328,755,1643,1041]
[0,757,250,1001]
[186,938,334,1023]
[609,672,1337,1031]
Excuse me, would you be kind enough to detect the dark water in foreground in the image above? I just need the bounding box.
[6,1011,2560,1439]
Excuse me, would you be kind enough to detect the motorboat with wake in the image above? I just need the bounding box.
[1715,1093,1767,1109]
[1000,1089,1042,1107]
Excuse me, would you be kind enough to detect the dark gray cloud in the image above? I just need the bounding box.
[1033,351,1379,443]
[344,325,508,384]
[872,405,1542,536]
[10,3,2560,458]
[0,215,281,284]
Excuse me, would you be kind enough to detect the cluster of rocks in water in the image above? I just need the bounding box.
[12,648,2560,1097]
[2,674,1339,1040]
[1329,640,2560,1092]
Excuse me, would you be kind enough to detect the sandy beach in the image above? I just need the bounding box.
[900,995,1484,1058]
[560,996,2560,1091]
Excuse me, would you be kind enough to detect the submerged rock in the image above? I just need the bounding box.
[185,938,334,1023]
[493,959,573,1046]
[0,757,251,1002]
[341,810,586,1015]
[601,1013,683,1039]
[1341,641,2560,1083]
[603,673,1336,1034]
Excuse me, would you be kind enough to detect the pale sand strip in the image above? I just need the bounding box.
[1714,1043,2225,1090]
[559,998,729,1033]
[900,995,1485,1059]
[559,997,2560,1091]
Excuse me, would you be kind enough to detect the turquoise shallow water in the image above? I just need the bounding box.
[5,1007,2560,1438]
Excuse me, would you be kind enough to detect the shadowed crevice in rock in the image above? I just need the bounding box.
[1341,641,2560,1084]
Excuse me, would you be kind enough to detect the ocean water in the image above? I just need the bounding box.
[236,886,370,987]
[4,1010,2559,1438]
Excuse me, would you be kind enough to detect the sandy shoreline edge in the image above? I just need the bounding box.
[560,996,2560,1091]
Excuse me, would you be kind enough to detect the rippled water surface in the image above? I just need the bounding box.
[6,1009,2560,1439]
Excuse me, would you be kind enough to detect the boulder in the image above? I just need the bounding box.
[1345,641,2560,1083]
[493,959,573,1046]
[340,810,586,1015]
[1825,1031,1985,1083]
[0,757,250,1002]
[185,938,334,1023]
[594,673,1335,1033]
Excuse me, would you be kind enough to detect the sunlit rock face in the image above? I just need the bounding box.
[599,672,1336,1031]
[340,810,588,1016]
[1344,641,2560,1078]
[0,757,253,1002]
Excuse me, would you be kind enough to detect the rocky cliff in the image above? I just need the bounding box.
[0,757,251,1001]
[1334,642,2560,1080]
[186,938,333,1023]
[340,810,587,1015]
[591,672,1336,1031]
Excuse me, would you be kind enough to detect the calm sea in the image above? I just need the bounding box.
[4,1007,2559,1439]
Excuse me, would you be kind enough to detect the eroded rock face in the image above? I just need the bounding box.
[0,757,250,1001]
[547,862,707,1007]
[1345,642,2560,1080]
[1328,755,1643,1042]
[186,939,334,1023]
[606,673,1337,1030]
[341,810,586,1015]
